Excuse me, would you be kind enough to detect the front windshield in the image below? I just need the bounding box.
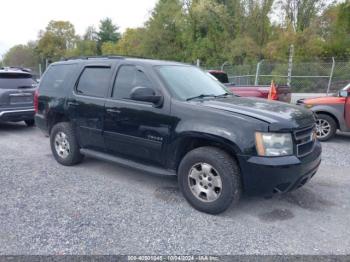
[157,65,228,100]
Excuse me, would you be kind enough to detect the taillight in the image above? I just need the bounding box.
[34,89,39,113]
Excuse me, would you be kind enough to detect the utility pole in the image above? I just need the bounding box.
[255,60,263,86]
[327,57,335,95]
[287,44,294,87]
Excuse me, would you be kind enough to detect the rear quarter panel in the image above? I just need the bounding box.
[36,63,80,133]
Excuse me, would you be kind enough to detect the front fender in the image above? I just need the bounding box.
[172,117,261,156]
[166,130,245,171]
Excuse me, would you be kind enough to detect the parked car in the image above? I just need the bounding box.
[208,70,292,103]
[35,57,321,214]
[0,67,37,126]
[297,83,350,141]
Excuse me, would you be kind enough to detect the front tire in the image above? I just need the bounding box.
[316,114,337,141]
[50,122,83,166]
[178,146,242,214]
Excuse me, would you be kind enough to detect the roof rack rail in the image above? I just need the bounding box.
[61,54,154,61]
[61,55,124,61]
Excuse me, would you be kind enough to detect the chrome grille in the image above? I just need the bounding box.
[294,125,316,157]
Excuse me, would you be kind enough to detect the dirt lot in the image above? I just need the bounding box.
[0,122,349,255]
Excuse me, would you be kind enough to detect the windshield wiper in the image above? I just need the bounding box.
[186,94,216,101]
[215,92,232,98]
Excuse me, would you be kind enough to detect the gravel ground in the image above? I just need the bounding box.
[0,122,349,255]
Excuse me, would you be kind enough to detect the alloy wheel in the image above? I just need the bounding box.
[316,119,331,139]
[188,163,222,202]
[54,132,71,159]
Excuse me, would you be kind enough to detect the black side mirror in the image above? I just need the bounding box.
[339,90,349,97]
[130,86,162,104]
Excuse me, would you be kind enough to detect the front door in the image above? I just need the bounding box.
[68,65,112,151]
[104,64,171,166]
[345,91,350,129]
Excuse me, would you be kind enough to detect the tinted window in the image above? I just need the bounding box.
[40,64,75,90]
[157,66,227,100]
[113,65,153,99]
[209,72,229,84]
[0,73,36,89]
[77,67,111,97]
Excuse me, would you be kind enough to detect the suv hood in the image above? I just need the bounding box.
[198,97,315,131]
[300,96,346,105]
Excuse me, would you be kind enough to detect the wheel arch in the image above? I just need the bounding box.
[168,133,242,172]
[314,110,340,129]
[47,110,71,134]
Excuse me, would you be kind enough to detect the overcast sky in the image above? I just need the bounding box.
[0,0,158,57]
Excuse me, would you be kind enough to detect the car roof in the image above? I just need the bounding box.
[51,56,189,67]
[0,67,32,75]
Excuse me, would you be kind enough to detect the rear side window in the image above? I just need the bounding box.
[0,73,35,89]
[40,64,76,90]
[113,65,153,99]
[76,67,111,98]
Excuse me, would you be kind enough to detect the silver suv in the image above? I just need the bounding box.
[0,67,37,126]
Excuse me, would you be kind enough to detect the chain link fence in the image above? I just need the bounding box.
[202,59,350,94]
[26,58,350,93]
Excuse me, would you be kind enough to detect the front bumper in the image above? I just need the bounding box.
[238,141,322,196]
[0,108,35,122]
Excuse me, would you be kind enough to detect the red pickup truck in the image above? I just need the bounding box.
[208,70,291,103]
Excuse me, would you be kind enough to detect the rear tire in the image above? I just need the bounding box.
[316,114,337,141]
[178,146,242,214]
[50,122,84,166]
[25,119,35,127]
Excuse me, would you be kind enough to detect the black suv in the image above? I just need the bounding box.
[0,67,37,126]
[35,57,322,214]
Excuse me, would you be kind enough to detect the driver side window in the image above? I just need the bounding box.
[112,65,153,100]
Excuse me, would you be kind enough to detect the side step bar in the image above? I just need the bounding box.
[80,148,176,176]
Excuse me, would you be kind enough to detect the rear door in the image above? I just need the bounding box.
[0,72,36,110]
[68,64,112,151]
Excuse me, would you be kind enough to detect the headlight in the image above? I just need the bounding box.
[255,132,293,156]
[304,104,314,109]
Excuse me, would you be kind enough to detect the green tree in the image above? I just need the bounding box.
[322,1,350,58]
[113,28,147,56]
[278,0,328,32]
[244,0,274,49]
[184,0,232,65]
[142,0,185,60]
[214,0,245,37]
[97,18,120,53]
[66,38,98,57]
[37,20,77,61]
[101,41,117,55]
[2,42,39,69]
[66,26,98,57]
